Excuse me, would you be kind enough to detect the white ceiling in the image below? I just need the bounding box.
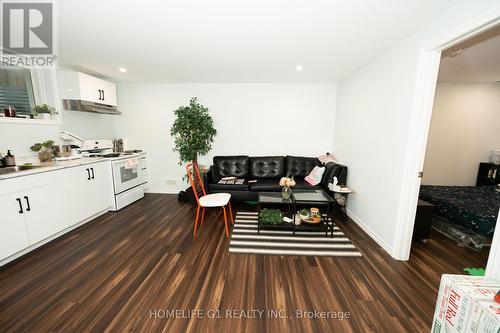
[58,0,456,82]
[439,25,500,83]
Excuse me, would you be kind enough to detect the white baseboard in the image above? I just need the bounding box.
[145,187,179,194]
[346,209,394,257]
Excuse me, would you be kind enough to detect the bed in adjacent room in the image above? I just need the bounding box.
[419,185,500,238]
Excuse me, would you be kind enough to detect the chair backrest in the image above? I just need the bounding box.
[186,162,206,204]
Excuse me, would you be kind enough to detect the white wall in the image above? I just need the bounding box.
[422,83,500,186]
[113,83,337,193]
[0,111,116,159]
[333,0,500,257]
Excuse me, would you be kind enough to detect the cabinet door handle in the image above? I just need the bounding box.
[101,89,105,101]
[98,89,102,100]
[86,168,91,180]
[16,198,23,214]
[91,167,95,179]
[24,196,31,211]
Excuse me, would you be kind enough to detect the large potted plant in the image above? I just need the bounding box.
[170,97,217,203]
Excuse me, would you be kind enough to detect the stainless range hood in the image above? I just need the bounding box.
[62,99,121,115]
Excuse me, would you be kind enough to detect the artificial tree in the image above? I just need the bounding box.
[171,97,217,203]
[170,97,217,165]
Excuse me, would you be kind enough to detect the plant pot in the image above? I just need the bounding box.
[37,113,52,120]
[38,151,53,163]
[281,186,292,200]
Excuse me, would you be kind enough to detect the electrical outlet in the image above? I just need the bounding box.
[165,180,177,187]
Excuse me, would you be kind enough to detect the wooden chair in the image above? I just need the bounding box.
[186,162,234,238]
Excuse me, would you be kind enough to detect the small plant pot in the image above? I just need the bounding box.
[37,113,52,120]
[38,151,53,163]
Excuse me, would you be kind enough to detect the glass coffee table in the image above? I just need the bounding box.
[257,189,335,237]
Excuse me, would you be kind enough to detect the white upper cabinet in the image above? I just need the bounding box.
[58,71,117,106]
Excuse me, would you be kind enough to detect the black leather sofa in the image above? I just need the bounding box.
[206,155,347,201]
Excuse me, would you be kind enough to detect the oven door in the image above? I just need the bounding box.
[112,159,143,194]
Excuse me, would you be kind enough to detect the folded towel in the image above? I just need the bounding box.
[125,158,139,169]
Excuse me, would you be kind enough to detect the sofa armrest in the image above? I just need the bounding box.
[336,164,348,185]
[321,162,348,187]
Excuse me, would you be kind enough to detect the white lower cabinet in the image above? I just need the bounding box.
[88,162,112,213]
[64,162,112,224]
[0,192,30,260]
[0,161,112,264]
[22,180,67,245]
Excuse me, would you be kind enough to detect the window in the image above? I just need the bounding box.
[0,67,36,117]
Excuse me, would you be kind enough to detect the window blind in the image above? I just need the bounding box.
[0,68,36,116]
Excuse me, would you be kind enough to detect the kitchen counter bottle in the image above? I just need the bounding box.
[4,150,16,166]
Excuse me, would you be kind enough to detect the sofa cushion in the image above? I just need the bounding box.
[249,156,285,178]
[249,178,281,192]
[320,162,348,187]
[212,156,249,181]
[285,156,320,178]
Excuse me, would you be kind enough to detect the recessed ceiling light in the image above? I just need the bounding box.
[295,65,303,72]
[118,67,127,73]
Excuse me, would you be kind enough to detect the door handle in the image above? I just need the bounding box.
[16,198,23,214]
[91,167,95,179]
[101,89,105,100]
[86,168,91,180]
[98,89,103,100]
[24,196,31,211]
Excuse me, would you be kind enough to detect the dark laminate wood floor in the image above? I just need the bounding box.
[0,194,489,333]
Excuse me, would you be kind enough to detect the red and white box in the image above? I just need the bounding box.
[432,275,500,333]
[468,301,500,332]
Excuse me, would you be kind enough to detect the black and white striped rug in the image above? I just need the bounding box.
[229,211,362,257]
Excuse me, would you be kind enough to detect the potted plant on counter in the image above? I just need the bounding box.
[34,104,58,120]
[30,140,55,162]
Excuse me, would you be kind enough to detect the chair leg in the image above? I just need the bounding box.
[200,208,206,226]
[193,205,200,238]
[222,206,229,239]
[228,201,234,225]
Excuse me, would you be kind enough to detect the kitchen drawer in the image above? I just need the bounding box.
[114,185,144,211]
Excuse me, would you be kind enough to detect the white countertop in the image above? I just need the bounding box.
[0,157,107,181]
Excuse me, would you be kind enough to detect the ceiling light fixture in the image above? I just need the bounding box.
[118,67,127,73]
[295,65,303,72]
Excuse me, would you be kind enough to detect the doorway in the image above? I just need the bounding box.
[412,26,500,271]
[392,14,500,278]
